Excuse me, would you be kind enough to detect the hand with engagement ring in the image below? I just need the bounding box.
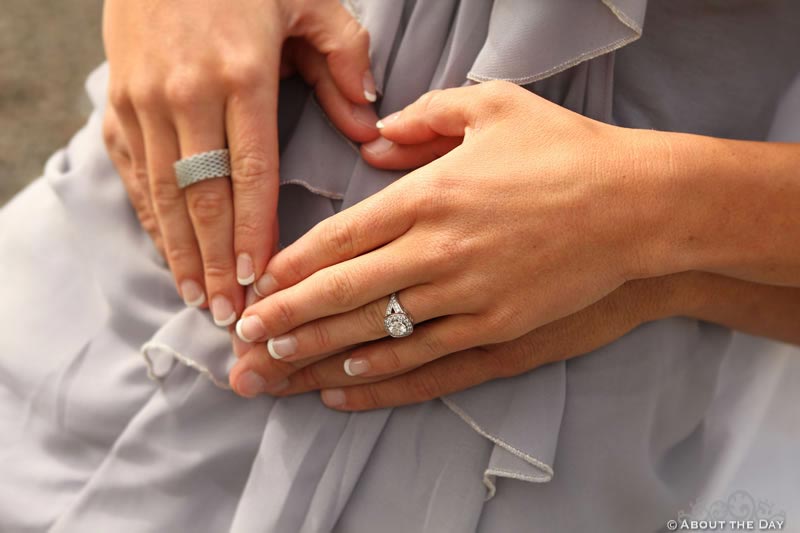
[227,81,800,409]
[102,0,381,326]
[227,82,661,405]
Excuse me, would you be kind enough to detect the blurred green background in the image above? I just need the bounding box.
[0,0,105,205]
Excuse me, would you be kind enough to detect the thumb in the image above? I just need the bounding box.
[375,85,483,144]
[294,1,375,104]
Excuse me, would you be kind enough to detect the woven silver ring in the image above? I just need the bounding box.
[174,149,231,189]
[384,292,414,338]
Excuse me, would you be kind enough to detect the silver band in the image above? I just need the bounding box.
[384,292,414,338]
[174,149,231,189]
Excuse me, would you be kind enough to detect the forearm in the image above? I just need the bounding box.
[667,271,800,346]
[632,132,800,287]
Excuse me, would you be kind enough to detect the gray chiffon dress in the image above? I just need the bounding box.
[1,1,799,531]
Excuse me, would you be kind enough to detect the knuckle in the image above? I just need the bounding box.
[164,77,204,110]
[483,307,520,342]
[230,150,275,186]
[165,242,197,269]
[378,343,404,373]
[322,268,355,307]
[223,58,265,92]
[339,18,370,52]
[200,255,232,281]
[128,82,162,110]
[419,89,444,115]
[309,321,332,352]
[357,384,383,410]
[324,218,357,258]
[484,345,518,378]
[271,297,295,331]
[406,372,443,402]
[108,86,131,110]
[187,187,228,224]
[302,363,325,391]
[151,180,184,211]
[358,301,386,337]
[234,218,262,242]
[418,331,446,359]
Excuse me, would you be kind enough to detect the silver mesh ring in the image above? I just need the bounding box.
[174,149,231,189]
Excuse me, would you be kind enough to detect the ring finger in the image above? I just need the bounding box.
[140,113,206,308]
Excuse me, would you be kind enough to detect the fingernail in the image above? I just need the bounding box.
[253,273,278,298]
[180,279,206,307]
[351,103,380,129]
[362,70,377,102]
[344,358,370,377]
[235,315,266,342]
[267,335,297,360]
[322,388,346,407]
[236,371,268,397]
[268,379,290,393]
[245,284,259,307]
[236,254,255,285]
[362,137,394,156]
[376,112,400,129]
[210,295,236,327]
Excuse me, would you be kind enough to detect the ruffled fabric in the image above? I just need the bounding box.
[6,1,799,531]
[132,0,651,504]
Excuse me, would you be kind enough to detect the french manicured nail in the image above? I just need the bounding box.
[180,279,206,307]
[352,103,380,129]
[236,253,255,285]
[362,137,394,156]
[344,358,370,377]
[322,388,346,407]
[362,70,377,102]
[376,112,400,129]
[236,371,267,397]
[235,315,265,342]
[267,335,297,360]
[210,295,236,327]
[253,273,278,298]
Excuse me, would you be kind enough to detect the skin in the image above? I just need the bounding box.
[229,272,800,410]
[103,0,379,326]
[226,82,800,409]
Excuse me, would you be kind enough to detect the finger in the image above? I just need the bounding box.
[248,282,463,363]
[175,104,242,327]
[107,99,165,253]
[291,40,379,143]
[361,135,463,170]
[238,238,432,343]
[252,176,416,297]
[139,112,207,308]
[295,0,375,103]
[227,340,348,398]
[319,346,499,411]
[376,84,488,143]
[322,283,652,410]
[275,315,480,396]
[225,49,281,293]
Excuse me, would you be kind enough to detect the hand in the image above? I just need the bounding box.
[103,0,379,325]
[228,81,657,395]
[228,275,687,408]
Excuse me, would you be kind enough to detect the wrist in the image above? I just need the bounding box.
[620,128,731,280]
